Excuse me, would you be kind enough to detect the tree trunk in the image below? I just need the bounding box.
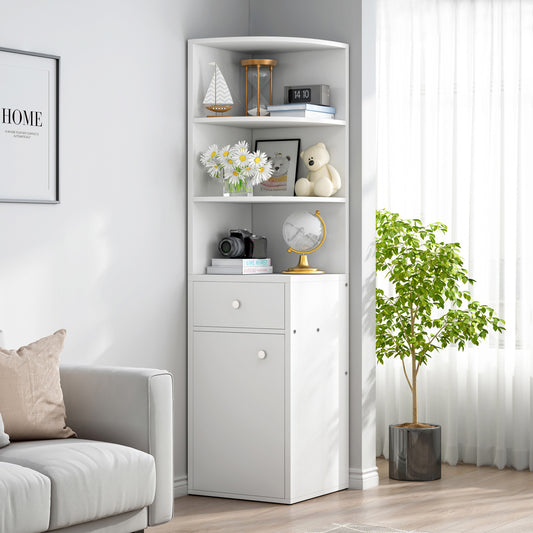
[409,303,418,425]
[412,351,418,424]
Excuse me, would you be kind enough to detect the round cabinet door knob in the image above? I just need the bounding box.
[257,350,267,360]
[232,300,241,309]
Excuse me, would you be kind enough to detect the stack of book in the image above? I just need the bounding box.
[267,103,336,119]
[206,258,273,275]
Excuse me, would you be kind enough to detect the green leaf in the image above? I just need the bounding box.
[376,209,505,410]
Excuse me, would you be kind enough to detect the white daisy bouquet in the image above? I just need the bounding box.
[200,140,273,194]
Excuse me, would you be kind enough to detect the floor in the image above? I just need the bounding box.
[148,458,533,533]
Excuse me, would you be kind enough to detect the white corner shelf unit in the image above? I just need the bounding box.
[187,36,349,504]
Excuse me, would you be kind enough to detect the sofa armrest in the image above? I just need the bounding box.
[59,365,173,526]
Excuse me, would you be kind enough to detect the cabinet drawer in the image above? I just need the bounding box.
[193,281,285,329]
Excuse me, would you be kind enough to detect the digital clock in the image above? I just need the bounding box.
[288,88,312,103]
[284,84,330,106]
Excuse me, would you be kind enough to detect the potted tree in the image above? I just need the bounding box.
[376,210,505,481]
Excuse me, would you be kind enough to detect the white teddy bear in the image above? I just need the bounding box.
[294,142,341,197]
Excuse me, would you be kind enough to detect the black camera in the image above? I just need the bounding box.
[218,229,267,258]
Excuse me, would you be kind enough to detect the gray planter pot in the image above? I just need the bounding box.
[389,424,441,481]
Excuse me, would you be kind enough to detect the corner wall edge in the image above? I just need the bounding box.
[348,466,379,490]
[174,475,188,498]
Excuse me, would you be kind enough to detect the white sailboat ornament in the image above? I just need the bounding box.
[203,62,233,116]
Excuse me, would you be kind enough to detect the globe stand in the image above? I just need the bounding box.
[282,254,324,274]
[282,210,327,275]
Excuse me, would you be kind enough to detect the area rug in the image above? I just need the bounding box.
[306,524,427,533]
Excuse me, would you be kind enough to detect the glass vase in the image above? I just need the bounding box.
[223,179,253,197]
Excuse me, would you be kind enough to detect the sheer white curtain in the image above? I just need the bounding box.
[376,0,533,470]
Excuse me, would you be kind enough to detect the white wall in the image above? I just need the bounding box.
[250,0,378,489]
[0,0,249,488]
[0,0,376,492]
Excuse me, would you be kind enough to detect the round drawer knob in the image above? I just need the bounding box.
[257,350,267,360]
[232,300,241,309]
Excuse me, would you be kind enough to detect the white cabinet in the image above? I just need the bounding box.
[189,275,348,503]
[187,36,350,503]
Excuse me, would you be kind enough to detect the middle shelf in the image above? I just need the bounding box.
[192,196,346,204]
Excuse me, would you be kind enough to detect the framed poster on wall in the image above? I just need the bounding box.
[0,47,59,203]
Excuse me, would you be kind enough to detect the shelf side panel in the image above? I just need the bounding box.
[289,277,349,498]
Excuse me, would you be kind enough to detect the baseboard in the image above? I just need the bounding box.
[349,466,379,490]
[174,475,188,498]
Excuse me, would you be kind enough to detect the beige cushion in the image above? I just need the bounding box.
[0,329,75,440]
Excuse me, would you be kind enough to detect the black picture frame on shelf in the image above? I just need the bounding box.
[0,47,60,203]
[254,138,300,196]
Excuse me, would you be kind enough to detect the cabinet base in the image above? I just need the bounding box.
[188,484,349,505]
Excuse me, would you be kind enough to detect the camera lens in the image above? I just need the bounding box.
[218,236,245,257]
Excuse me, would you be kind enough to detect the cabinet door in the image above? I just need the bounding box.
[191,331,285,499]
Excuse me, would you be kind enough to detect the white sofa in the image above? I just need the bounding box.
[0,366,174,533]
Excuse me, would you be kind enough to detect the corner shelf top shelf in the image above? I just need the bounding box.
[193,117,346,129]
[188,36,348,53]
[192,196,346,204]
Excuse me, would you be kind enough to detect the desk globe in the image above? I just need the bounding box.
[282,210,326,274]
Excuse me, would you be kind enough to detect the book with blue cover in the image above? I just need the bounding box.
[207,265,273,275]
